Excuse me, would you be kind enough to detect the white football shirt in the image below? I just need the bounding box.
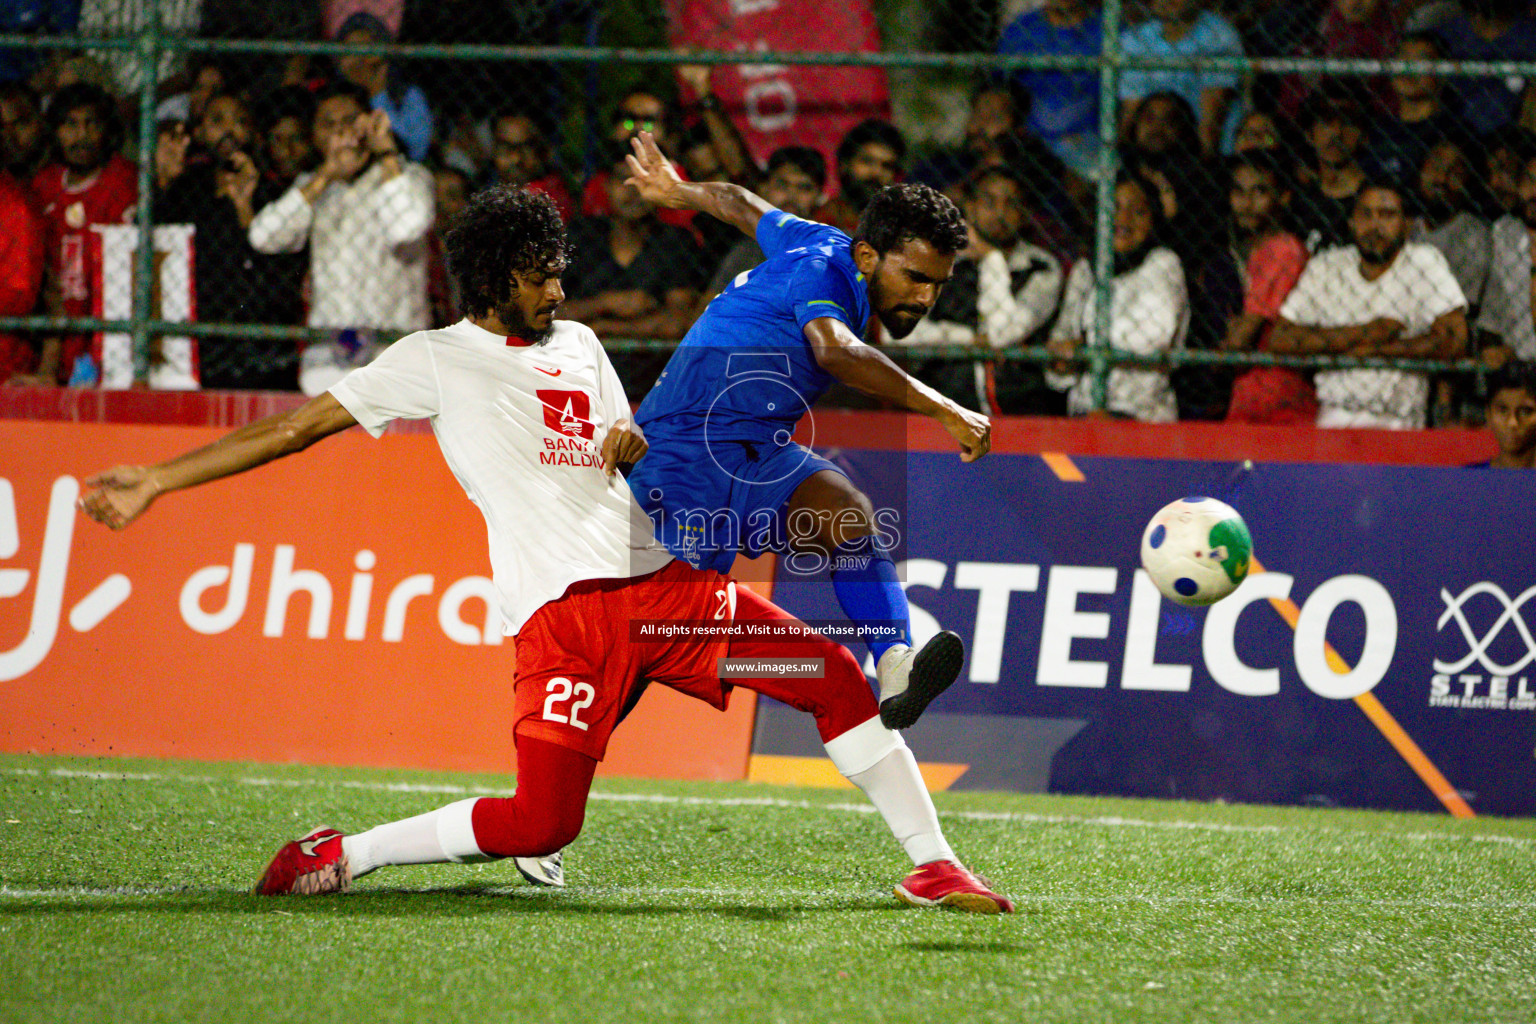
[329,318,675,635]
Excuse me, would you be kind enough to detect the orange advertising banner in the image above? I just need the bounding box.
[0,421,756,780]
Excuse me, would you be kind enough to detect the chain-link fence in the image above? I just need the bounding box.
[0,0,1527,427]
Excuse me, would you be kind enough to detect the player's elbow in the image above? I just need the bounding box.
[273,415,325,457]
[809,336,858,374]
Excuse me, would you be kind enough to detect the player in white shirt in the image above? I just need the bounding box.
[77,186,1013,914]
[1270,182,1468,429]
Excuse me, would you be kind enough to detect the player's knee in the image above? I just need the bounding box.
[473,794,586,858]
[819,643,879,731]
[524,814,584,856]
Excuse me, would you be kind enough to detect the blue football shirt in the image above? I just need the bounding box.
[635,211,871,444]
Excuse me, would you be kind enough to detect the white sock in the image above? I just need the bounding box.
[825,717,956,867]
[340,797,488,878]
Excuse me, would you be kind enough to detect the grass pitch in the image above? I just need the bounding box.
[2,754,1533,1024]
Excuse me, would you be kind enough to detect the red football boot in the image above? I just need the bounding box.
[252,826,352,895]
[894,859,1015,914]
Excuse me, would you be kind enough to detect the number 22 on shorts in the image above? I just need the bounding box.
[542,677,595,731]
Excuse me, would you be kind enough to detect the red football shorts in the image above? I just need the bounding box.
[512,559,877,759]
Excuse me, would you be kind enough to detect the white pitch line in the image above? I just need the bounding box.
[4,765,1534,848]
[0,884,1532,911]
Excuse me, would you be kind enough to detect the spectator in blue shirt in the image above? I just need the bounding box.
[1434,0,1536,137]
[0,0,79,86]
[334,12,436,163]
[1119,0,1245,158]
[997,0,1104,177]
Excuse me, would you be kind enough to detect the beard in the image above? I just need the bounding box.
[976,223,1019,250]
[868,265,928,338]
[494,297,556,344]
[876,305,926,338]
[1356,233,1405,265]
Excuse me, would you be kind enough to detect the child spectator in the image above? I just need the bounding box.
[1475,361,1536,467]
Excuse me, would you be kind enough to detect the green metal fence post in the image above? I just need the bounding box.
[131,0,161,384]
[1090,0,1124,413]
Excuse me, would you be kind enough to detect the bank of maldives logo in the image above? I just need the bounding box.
[537,389,594,440]
[1430,582,1536,710]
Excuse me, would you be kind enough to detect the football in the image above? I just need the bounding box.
[1140,497,1253,607]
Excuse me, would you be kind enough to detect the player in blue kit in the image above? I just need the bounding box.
[623,132,992,730]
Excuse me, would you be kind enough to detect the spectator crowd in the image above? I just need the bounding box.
[0,0,1533,436]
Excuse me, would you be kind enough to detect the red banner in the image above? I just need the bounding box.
[666,0,890,177]
[0,422,757,780]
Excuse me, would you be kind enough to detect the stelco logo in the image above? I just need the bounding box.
[1429,583,1536,711]
[0,476,505,683]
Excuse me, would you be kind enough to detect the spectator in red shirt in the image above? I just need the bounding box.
[0,82,48,185]
[29,81,136,385]
[489,107,573,222]
[0,169,45,381]
[1221,151,1315,424]
[580,89,695,232]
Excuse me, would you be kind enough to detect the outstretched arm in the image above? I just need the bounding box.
[624,130,774,238]
[78,393,360,530]
[803,316,991,462]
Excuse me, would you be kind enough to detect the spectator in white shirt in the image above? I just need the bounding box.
[248,81,434,394]
[1046,172,1189,422]
[1477,151,1536,366]
[1271,181,1468,428]
[903,166,1064,413]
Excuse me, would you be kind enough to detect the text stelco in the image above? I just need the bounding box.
[903,561,1533,710]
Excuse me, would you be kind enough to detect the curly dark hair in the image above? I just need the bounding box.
[47,82,121,154]
[444,185,568,319]
[852,182,968,257]
[836,118,907,167]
